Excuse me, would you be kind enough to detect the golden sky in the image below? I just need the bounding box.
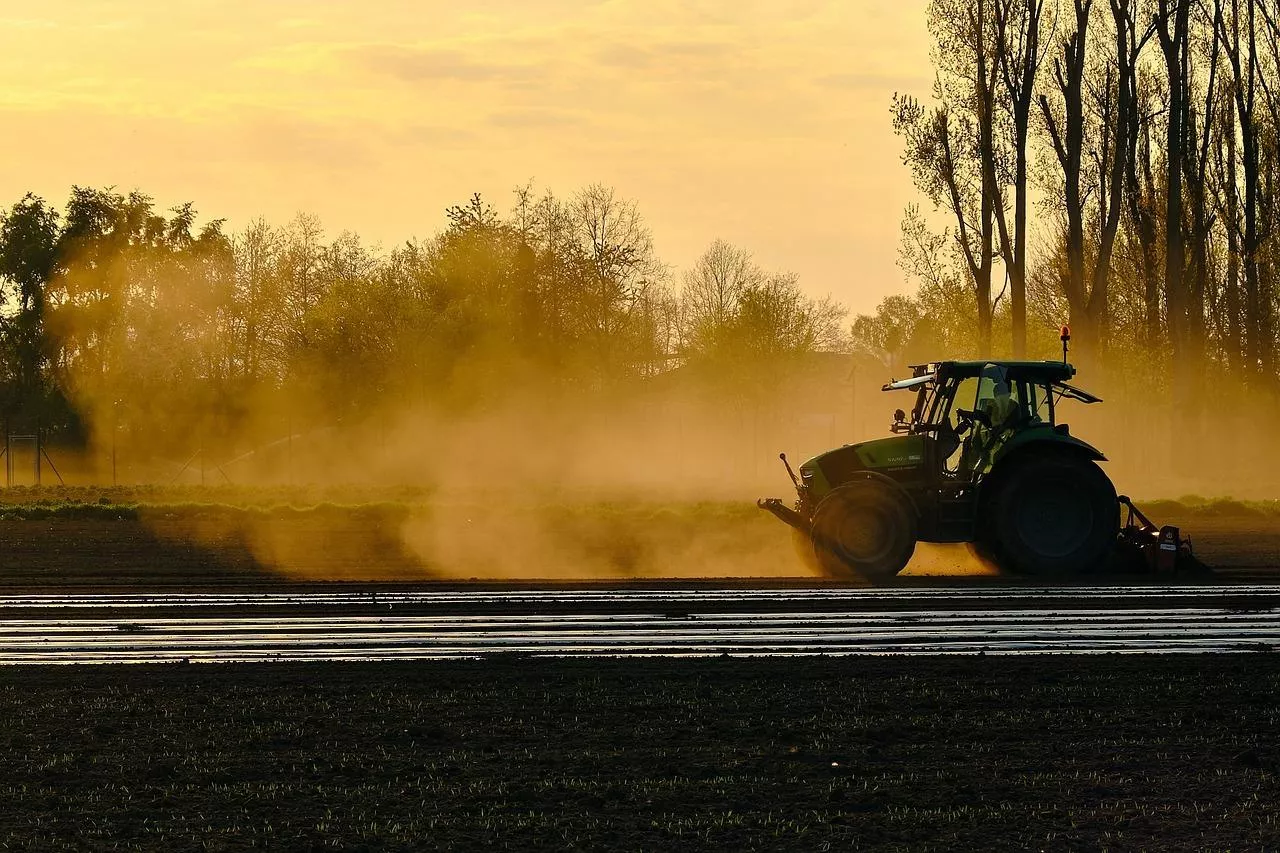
[0,0,931,314]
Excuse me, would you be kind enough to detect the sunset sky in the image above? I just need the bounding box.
[0,0,931,315]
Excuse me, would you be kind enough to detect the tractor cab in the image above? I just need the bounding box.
[887,360,1103,484]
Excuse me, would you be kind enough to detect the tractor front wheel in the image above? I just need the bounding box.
[989,453,1119,575]
[811,481,917,582]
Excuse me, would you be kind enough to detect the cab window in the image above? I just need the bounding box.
[973,367,1023,430]
[942,376,980,430]
[1026,382,1052,424]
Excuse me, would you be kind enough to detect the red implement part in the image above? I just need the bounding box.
[1115,495,1202,574]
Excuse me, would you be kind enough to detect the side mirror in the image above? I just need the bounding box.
[890,408,909,433]
[894,408,906,424]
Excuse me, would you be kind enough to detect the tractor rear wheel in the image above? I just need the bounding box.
[811,481,916,582]
[988,453,1119,575]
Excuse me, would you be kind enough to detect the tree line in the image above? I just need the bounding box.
[861,0,1280,412]
[0,184,845,460]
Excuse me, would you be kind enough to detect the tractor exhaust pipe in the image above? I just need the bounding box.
[779,453,800,489]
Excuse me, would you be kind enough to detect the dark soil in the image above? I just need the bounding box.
[1160,513,1280,570]
[0,516,426,586]
[0,511,1273,588]
[0,655,1277,850]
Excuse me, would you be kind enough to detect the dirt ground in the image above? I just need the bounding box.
[0,507,1276,849]
[0,655,1276,851]
[0,516,425,586]
[0,509,1271,587]
[1156,512,1280,570]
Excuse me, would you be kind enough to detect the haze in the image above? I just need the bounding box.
[0,0,929,314]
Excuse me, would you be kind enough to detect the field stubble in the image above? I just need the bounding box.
[0,656,1278,850]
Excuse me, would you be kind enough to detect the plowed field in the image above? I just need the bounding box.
[2,656,1278,850]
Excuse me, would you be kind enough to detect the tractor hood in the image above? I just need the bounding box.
[798,435,927,496]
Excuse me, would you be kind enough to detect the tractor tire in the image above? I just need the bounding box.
[987,452,1119,576]
[811,480,917,582]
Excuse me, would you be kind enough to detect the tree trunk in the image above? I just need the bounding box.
[1224,94,1242,377]
[994,0,1043,358]
[1236,0,1261,379]
[1157,0,1192,474]
[1127,103,1162,349]
[976,0,998,357]
[1040,0,1098,363]
[1159,0,1189,366]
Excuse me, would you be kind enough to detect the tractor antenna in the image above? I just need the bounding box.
[1060,324,1071,364]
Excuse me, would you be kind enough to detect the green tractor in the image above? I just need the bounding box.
[759,359,1194,580]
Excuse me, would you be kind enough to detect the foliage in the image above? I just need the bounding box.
[0,184,846,461]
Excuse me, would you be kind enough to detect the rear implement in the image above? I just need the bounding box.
[1112,495,1207,575]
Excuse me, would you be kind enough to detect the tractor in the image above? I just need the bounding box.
[758,358,1198,580]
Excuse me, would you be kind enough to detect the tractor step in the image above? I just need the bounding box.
[934,492,977,542]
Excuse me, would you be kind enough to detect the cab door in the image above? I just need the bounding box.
[965,364,1026,478]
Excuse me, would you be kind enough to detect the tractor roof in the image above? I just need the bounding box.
[904,360,1076,381]
[884,360,1080,392]
[883,360,1103,407]
[936,360,1077,381]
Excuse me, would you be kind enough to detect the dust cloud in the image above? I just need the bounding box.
[52,340,1265,581]
[76,377,1026,581]
[35,203,1267,582]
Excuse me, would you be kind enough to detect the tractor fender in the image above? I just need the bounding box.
[823,470,922,521]
[994,427,1107,465]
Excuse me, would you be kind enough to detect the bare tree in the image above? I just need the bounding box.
[679,240,765,354]
[1125,60,1165,350]
[1038,0,1139,366]
[1182,0,1222,372]
[994,0,1046,356]
[571,184,663,379]
[1218,0,1266,378]
[893,0,1008,356]
[1212,81,1242,375]
[1155,0,1192,370]
[279,212,326,357]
